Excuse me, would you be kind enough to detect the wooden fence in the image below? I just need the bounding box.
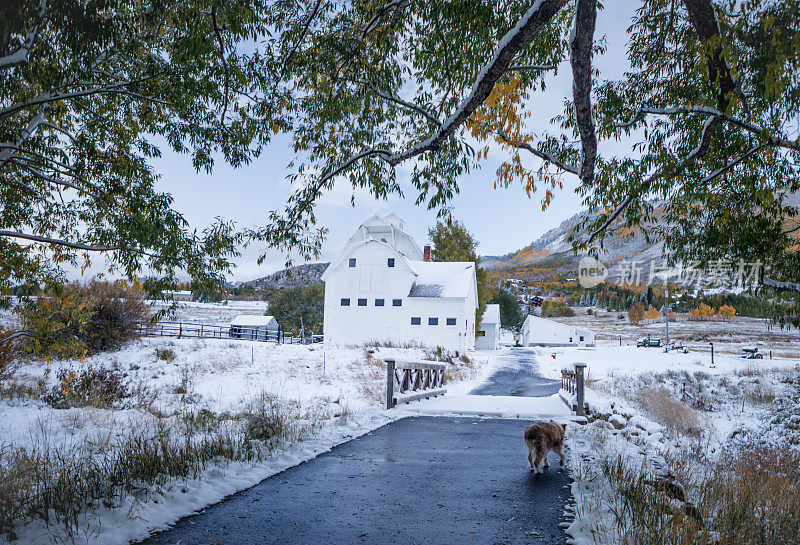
[137,321,323,345]
[386,359,447,409]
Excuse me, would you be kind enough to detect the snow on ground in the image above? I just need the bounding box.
[546,317,800,545]
[0,330,496,545]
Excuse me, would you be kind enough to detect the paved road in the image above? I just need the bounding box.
[139,417,570,545]
[139,349,570,545]
[470,348,561,397]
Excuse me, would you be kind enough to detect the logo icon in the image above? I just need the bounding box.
[578,256,608,288]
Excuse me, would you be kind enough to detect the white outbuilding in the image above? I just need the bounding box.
[520,315,595,347]
[321,212,478,353]
[229,315,280,341]
[475,304,501,350]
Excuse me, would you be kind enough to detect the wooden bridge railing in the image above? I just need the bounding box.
[560,362,587,416]
[386,359,447,409]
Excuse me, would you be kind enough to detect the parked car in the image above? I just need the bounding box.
[637,337,662,348]
[740,347,764,359]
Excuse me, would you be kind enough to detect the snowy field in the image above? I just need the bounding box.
[541,315,800,545]
[0,306,494,545]
[3,302,800,544]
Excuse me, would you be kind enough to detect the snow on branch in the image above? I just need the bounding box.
[614,105,800,151]
[762,276,800,294]
[0,230,164,259]
[360,0,408,39]
[0,112,46,170]
[384,0,569,166]
[282,0,324,73]
[505,64,558,72]
[0,0,46,71]
[372,88,442,127]
[0,78,162,120]
[496,128,579,175]
[569,0,597,187]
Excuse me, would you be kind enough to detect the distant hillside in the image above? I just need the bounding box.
[482,210,663,282]
[246,263,329,289]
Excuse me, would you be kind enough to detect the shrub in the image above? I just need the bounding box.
[689,302,715,320]
[628,302,645,324]
[16,280,149,359]
[0,326,24,381]
[638,387,703,437]
[42,367,127,409]
[243,392,287,443]
[541,299,574,317]
[156,348,175,362]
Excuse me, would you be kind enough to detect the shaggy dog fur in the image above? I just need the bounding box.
[523,421,566,473]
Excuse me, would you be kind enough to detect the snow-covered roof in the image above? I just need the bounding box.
[407,261,476,299]
[482,304,500,325]
[229,315,277,327]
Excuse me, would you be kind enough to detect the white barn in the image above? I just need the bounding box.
[229,315,280,341]
[520,315,595,347]
[476,304,501,350]
[322,212,478,353]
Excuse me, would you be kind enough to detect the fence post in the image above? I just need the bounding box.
[178,323,182,339]
[386,359,395,409]
[575,362,587,417]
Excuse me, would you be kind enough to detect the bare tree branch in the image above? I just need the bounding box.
[384,0,569,167]
[360,0,407,39]
[282,0,323,73]
[615,105,800,151]
[372,87,442,127]
[211,5,230,124]
[0,0,46,71]
[570,0,598,187]
[506,64,558,72]
[0,230,166,259]
[0,112,46,169]
[496,128,579,175]
[683,0,741,114]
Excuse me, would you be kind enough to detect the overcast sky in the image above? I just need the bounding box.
[144,2,638,283]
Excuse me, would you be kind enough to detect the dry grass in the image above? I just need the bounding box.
[601,445,800,545]
[0,393,322,541]
[638,387,704,437]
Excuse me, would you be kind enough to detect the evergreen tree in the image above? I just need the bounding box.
[429,220,489,332]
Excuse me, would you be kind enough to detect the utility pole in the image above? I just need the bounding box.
[663,283,670,346]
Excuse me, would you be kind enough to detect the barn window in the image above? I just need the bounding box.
[349,258,356,267]
[446,318,456,326]
[393,299,402,306]
[411,317,421,325]
[341,298,350,306]
[387,258,395,267]
[579,336,584,342]
[428,317,438,325]
[569,337,573,343]
[375,299,385,306]
[358,298,367,306]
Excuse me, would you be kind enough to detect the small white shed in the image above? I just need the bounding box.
[520,315,595,347]
[476,304,501,350]
[229,315,279,341]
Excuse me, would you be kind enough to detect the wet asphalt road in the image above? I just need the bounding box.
[139,350,570,545]
[470,348,562,397]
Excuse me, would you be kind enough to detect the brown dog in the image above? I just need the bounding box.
[523,421,566,473]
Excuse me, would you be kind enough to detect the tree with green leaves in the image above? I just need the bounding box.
[5,0,800,326]
[264,283,325,336]
[0,0,278,303]
[494,288,524,331]
[428,220,489,331]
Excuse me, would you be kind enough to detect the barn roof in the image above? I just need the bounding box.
[481,304,500,325]
[407,260,476,299]
[229,315,277,327]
